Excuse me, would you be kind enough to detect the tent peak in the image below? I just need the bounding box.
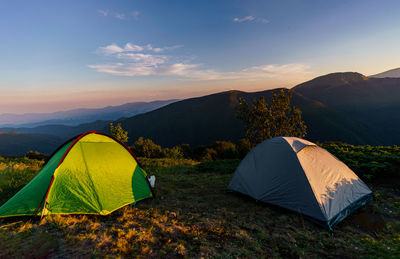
[269,136,316,153]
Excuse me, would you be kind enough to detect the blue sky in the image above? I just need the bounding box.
[1,0,400,113]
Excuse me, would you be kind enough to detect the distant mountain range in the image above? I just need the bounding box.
[0,132,62,156]
[115,88,371,147]
[1,70,400,156]
[0,100,177,127]
[117,71,400,147]
[371,67,400,78]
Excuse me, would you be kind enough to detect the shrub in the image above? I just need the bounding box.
[130,137,163,158]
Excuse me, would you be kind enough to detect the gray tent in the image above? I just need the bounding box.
[228,136,373,229]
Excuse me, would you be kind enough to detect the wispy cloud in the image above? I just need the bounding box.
[233,15,269,24]
[132,11,140,20]
[114,13,126,20]
[90,42,186,76]
[233,16,255,22]
[90,43,310,81]
[97,43,182,55]
[115,53,168,66]
[89,62,310,80]
[97,10,140,20]
[97,9,108,17]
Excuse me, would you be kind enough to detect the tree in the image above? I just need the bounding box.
[211,141,237,159]
[162,146,184,159]
[236,89,306,147]
[131,137,163,158]
[236,138,251,158]
[109,123,129,143]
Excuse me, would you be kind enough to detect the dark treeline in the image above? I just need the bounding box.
[16,138,400,182]
[129,137,251,161]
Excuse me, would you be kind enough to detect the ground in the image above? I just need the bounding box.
[0,158,399,258]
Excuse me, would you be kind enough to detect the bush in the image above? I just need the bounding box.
[129,138,250,161]
[320,143,400,181]
[25,151,48,161]
[162,146,184,159]
[130,137,163,158]
[211,141,237,159]
[236,138,251,158]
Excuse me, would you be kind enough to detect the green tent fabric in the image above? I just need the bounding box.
[0,131,153,218]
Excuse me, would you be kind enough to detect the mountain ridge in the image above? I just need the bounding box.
[1,71,400,155]
[116,88,375,147]
[370,67,400,78]
[0,99,178,127]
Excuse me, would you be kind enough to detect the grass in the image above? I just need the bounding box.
[0,158,399,258]
[320,143,400,181]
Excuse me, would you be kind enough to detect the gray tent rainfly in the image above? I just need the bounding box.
[227,136,373,229]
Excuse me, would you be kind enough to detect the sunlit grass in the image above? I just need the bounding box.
[0,156,399,257]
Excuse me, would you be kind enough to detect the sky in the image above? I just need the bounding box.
[1,0,400,113]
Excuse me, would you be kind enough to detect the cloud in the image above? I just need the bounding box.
[233,15,269,24]
[233,16,255,22]
[124,43,144,52]
[89,63,200,77]
[90,43,309,81]
[114,13,126,20]
[115,53,167,66]
[97,10,140,20]
[97,9,108,17]
[256,18,269,24]
[132,11,140,20]
[170,64,311,81]
[145,44,183,53]
[90,42,185,76]
[96,43,182,55]
[97,43,124,55]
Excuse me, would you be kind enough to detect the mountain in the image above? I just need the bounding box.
[0,100,177,127]
[370,67,400,78]
[293,72,400,145]
[0,120,110,140]
[0,132,63,156]
[293,72,400,107]
[1,71,400,156]
[116,89,374,147]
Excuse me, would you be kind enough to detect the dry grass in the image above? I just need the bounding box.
[0,159,399,258]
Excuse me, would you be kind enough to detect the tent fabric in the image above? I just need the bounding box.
[228,136,373,228]
[0,131,153,218]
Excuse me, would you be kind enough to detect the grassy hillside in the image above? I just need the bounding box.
[1,72,400,156]
[0,155,399,257]
[118,89,373,147]
[0,99,178,127]
[0,133,63,156]
[0,120,110,140]
[294,73,400,145]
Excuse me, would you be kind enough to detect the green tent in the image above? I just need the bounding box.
[0,131,153,218]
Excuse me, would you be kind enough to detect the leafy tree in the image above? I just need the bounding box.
[163,146,184,159]
[109,123,129,143]
[131,137,163,158]
[236,138,251,158]
[200,148,218,161]
[236,89,306,147]
[179,144,192,158]
[211,141,237,159]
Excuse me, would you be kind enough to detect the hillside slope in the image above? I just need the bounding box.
[117,89,374,147]
[0,120,109,140]
[293,72,400,144]
[0,100,177,127]
[0,133,62,156]
[370,67,400,78]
